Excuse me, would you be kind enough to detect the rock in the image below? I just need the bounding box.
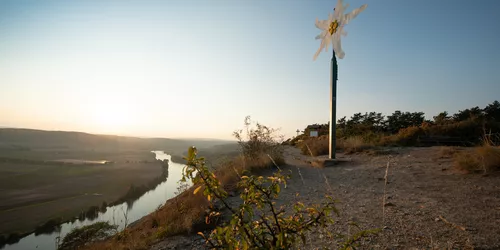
[434,217,441,222]
[384,202,396,207]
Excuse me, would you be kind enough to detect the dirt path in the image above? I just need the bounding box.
[153,146,500,249]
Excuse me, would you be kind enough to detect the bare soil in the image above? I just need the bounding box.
[152,146,500,250]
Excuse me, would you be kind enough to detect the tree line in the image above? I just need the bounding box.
[299,100,500,145]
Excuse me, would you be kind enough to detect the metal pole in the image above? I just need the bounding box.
[329,49,338,159]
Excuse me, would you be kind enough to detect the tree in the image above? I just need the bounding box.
[433,111,451,125]
[386,111,425,134]
[483,100,500,121]
[337,116,347,129]
[453,106,484,122]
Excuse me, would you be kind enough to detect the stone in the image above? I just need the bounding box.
[384,202,395,207]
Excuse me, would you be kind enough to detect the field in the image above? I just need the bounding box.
[0,148,162,239]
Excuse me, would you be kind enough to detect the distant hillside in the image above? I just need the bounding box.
[0,128,232,154]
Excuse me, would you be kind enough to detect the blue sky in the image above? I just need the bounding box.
[1,0,499,140]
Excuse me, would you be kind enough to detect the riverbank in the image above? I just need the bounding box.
[0,149,165,248]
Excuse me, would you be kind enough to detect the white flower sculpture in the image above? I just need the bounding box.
[313,0,367,60]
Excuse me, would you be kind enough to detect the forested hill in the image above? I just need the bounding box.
[0,128,232,153]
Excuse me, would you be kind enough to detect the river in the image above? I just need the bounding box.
[2,151,189,250]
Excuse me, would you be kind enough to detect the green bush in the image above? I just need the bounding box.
[181,147,376,249]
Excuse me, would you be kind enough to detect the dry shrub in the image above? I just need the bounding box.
[394,126,424,146]
[454,151,481,173]
[214,154,277,192]
[299,135,329,156]
[436,146,460,159]
[475,145,500,172]
[338,136,373,154]
[454,145,500,173]
[378,135,398,146]
[300,135,376,156]
[233,116,284,164]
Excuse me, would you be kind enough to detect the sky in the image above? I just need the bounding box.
[1,0,499,140]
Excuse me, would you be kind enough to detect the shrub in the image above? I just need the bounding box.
[453,151,481,173]
[453,145,500,173]
[436,146,460,159]
[181,147,375,249]
[233,116,284,166]
[57,222,117,250]
[360,131,384,144]
[475,145,500,172]
[299,135,329,156]
[394,126,424,146]
[338,136,373,154]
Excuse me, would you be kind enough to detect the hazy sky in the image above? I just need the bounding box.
[1,0,499,140]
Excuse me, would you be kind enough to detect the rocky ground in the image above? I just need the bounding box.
[151,146,500,250]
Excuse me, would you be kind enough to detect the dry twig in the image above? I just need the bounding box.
[439,215,466,231]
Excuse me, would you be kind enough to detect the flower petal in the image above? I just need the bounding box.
[324,36,331,52]
[332,35,345,59]
[313,42,324,61]
[343,4,367,25]
[333,0,344,20]
[315,18,329,29]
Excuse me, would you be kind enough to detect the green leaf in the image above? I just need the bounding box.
[187,146,197,160]
[241,239,249,250]
[193,186,202,195]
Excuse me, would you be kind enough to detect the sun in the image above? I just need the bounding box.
[92,106,130,131]
[87,94,135,134]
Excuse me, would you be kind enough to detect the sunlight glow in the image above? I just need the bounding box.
[86,93,138,134]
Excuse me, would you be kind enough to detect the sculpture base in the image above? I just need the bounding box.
[312,159,346,168]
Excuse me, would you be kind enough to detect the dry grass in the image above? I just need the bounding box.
[338,136,374,154]
[299,135,376,157]
[83,153,280,250]
[300,136,329,157]
[453,145,500,174]
[436,146,460,159]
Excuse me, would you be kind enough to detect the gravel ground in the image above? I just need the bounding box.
[151,146,500,250]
